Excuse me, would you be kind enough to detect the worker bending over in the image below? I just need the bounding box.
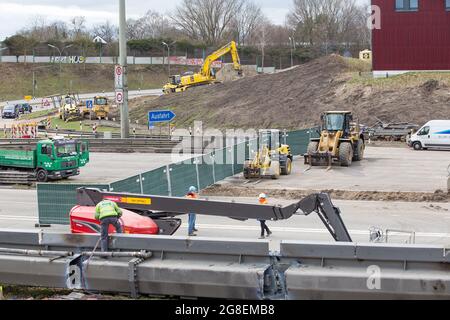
[95,199,123,252]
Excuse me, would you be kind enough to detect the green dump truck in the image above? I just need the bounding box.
[0,138,90,182]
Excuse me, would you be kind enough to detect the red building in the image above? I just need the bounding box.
[372,0,450,77]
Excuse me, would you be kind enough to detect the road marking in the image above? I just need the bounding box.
[0,215,37,222]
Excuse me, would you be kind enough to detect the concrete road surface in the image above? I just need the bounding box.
[69,152,194,184]
[0,190,449,247]
[221,146,450,193]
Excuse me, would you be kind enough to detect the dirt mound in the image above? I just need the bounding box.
[420,79,439,95]
[129,55,449,129]
[204,185,450,203]
[215,64,258,82]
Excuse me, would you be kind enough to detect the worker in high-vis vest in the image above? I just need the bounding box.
[186,186,199,237]
[95,199,123,252]
[258,193,272,239]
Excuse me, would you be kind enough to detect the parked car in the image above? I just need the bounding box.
[409,120,450,150]
[17,103,33,114]
[1,104,20,119]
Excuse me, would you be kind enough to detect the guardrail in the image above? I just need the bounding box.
[0,138,181,153]
[0,230,448,300]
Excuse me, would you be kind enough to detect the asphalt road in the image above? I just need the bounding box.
[0,190,449,247]
[0,89,162,129]
[222,146,450,193]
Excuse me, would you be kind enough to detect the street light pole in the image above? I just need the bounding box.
[48,44,73,93]
[119,0,130,138]
[162,41,176,77]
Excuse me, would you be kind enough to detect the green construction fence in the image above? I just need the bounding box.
[37,129,317,225]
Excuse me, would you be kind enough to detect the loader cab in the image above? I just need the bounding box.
[94,97,108,106]
[259,130,282,151]
[322,112,353,137]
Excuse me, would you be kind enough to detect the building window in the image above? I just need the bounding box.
[396,0,419,11]
[446,0,450,10]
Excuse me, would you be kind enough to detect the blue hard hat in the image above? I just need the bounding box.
[189,186,197,193]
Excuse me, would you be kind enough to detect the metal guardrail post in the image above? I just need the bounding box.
[165,165,172,197]
[139,174,144,194]
[195,160,201,192]
[230,147,234,175]
[212,152,216,184]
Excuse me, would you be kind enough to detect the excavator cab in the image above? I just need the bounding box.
[244,130,293,180]
[305,111,365,168]
[169,75,182,85]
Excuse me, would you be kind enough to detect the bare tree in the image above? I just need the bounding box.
[171,0,245,45]
[287,0,370,54]
[70,16,87,40]
[92,21,118,42]
[255,17,272,73]
[231,0,264,46]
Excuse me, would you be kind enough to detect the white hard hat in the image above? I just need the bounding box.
[259,193,267,199]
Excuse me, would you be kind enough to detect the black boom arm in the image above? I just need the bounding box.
[77,188,352,242]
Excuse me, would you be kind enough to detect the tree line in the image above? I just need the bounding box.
[2,0,370,64]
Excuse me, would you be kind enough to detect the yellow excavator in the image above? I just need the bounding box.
[163,41,242,94]
[244,130,293,180]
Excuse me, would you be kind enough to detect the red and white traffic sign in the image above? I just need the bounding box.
[115,65,124,89]
[42,98,50,107]
[115,90,124,104]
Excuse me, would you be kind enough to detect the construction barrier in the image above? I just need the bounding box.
[10,122,38,139]
[37,129,315,225]
[0,230,448,300]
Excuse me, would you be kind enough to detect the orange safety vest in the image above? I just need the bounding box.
[186,193,199,199]
[259,198,268,205]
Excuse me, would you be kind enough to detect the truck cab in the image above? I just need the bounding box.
[409,120,450,151]
[35,138,90,182]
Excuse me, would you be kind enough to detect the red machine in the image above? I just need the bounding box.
[70,206,159,235]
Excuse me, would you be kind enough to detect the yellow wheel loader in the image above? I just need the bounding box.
[163,41,242,94]
[81,96,110,120]
[58,94,82,122]
[244,130,293,180]
[305,111,365,169]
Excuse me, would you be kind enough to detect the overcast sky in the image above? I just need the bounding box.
[0,0,369,41]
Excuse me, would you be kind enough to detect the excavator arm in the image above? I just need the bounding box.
[201,41,241,77]
[77,188,352,242]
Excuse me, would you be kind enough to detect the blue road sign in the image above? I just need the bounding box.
[148,110,176,123]
[86,100,93,109]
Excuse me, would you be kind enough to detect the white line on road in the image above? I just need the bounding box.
[0,215,37,222]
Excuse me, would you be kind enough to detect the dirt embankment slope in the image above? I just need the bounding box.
[129,55,450,129]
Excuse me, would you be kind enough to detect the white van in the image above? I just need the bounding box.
[409,120,450,151]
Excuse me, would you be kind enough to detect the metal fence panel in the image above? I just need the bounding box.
[141,167,169,196]
[37,183,110,225]
[214,148,234,182]
[198,155,215,189]
[110,175,143,194]
[233,142,248,175]
[169,159,198,197]
[286,128,319,156]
